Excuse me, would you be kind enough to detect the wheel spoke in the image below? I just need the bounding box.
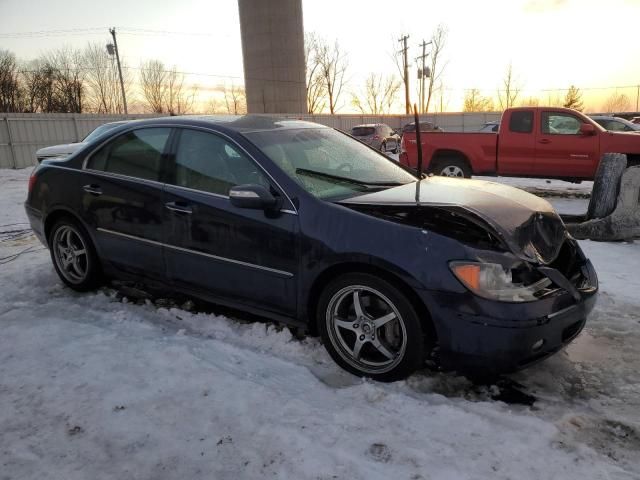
[353,290,365,318]
[373,312,396,329]
[65,228,73,248]
[352,338,364,360]
[335,318,356,331]
[70,258,84,278]
[371,339,395,360]
[73,248,86,257]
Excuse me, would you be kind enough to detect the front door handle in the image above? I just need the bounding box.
[539,139,551,144]
[83,184,102,196]
[165,201,193,214]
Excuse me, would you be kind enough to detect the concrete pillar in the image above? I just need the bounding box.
[238,0,307,114]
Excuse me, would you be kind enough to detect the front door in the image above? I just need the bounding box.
[81,127,172,279]
[162,128,299,316]
[535,110,599,179]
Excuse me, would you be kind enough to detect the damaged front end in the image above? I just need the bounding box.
[343,201,597,305]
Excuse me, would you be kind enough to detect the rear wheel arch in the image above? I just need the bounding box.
[305,262,437,344]
[44,208,95,247]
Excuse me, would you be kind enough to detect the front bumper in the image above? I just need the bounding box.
[423,254,598,376]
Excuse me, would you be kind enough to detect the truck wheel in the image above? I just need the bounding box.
[432,158,472,178]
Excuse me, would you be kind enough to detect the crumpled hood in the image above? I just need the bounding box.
[339,176,568,265]
[36,142,83,157]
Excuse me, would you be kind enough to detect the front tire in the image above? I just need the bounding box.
[49,218,102,291]
[317,273,425,382]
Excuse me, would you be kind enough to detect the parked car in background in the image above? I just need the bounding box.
[402,121,443,134]
[350,123,400,153]
[25,115,598,381]
[630,117,640,124]
[590,116,640,133]
[35,121,129,162]
[400,107,640,180]
[478,121,500,133]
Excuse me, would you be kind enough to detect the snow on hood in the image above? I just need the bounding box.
[339,176,568,264]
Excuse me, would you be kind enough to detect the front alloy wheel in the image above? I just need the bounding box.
[318,273,425,381]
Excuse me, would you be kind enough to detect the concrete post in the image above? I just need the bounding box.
[238,0,307,114]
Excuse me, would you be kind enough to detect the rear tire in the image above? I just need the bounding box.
[380,142,387,153]
[317,273,425,382]
[431,157,472,178]
[48,218,102,292]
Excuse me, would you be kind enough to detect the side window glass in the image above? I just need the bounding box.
[509,111,533,133]
[87,128,170,181]
[173,129,270,195]
[542,113,581,135]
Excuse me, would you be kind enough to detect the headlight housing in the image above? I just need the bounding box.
[449,261,552,302]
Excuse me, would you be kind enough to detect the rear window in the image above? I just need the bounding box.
[351,127,375,136]
[402,122,435,133]
[509,111,534,133]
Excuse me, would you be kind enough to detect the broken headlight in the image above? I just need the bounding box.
[449,261,552,302]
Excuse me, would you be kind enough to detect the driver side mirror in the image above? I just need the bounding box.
[580,123,596,136]
[229,184,279,210]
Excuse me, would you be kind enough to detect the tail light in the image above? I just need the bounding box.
[28,170,37,193]
[372,135,380,140]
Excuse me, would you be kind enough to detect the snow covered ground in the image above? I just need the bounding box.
[1,168,639,480]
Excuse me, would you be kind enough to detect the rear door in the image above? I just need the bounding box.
[496,110,537,175]
[535,110,599,178]
[162,127,299,316]
[81,127,172,279]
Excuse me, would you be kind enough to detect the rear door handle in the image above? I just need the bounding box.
[539,139,551,144]
[165,201,193,214]
[83,184,102,196]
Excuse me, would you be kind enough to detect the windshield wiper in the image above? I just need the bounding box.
[295,168,407,188]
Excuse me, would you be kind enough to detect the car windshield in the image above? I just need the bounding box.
[246,128,417,200]
[82,123,122,143]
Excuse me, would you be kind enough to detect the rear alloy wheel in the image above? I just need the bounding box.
[318,273,425,382]
[434,158,472,178]
[49,219,101,291]
[380,142,387,153]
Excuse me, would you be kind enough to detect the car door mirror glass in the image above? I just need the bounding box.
[229,184,278,210]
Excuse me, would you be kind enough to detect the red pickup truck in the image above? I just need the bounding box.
[399,107,640,181]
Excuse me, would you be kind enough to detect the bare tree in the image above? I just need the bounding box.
[140,60,167,113]
[223,83,246,115]
[425,24,447,114]
[463,88,494,112]
[21,58,56,113]
[46,47,85,113]
[84,43,131,113]
[305,32,326,114]
[0,50,24,112]
[166,67,196,115]
[563,85,583,111]
[497,62,521,110]
[602,92,631,113]
[317,38,348,114]
[351,73,401,114]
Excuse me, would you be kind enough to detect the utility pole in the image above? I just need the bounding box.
[109,27,128,114]
[416,40,431,113]
[636,84,639,112]
[398,35,410,114]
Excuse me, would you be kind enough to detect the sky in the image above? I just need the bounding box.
[1,0,640,112]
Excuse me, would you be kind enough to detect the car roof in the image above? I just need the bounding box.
[590,115,625,120]
[116,115,329,134]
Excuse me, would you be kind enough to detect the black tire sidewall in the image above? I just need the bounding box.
[48,218,101,292]
[317,273,425,382]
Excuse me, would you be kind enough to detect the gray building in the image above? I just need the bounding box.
[238,0,307,114]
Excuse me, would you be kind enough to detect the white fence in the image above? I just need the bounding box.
[0,112,502,169]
